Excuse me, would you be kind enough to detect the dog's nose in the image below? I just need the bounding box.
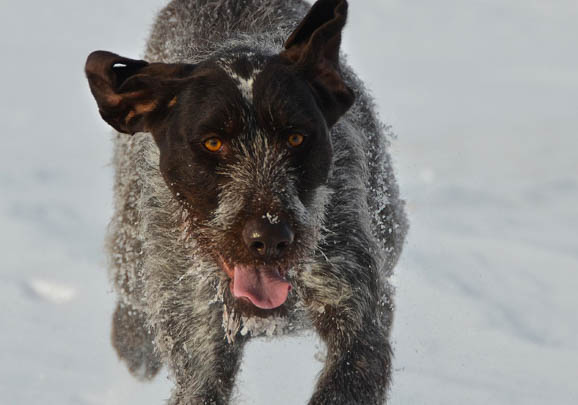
[243,217,294,260]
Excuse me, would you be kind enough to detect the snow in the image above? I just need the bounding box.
[26,279,77,304]
[1,0,577,404]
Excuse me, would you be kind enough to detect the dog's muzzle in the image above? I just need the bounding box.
[219,216,294,309]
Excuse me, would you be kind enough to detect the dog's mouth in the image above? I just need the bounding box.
[219,258,292,310]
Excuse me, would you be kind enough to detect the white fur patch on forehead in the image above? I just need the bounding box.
[236,74,259,102]
[217,56,262,103]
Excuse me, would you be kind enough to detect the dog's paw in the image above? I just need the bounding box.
[123,352,162,381]
[111,302,162,381]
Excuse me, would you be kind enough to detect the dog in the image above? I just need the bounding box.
[85,0,407,403]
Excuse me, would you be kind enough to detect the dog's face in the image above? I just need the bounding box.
[86,0,353,312]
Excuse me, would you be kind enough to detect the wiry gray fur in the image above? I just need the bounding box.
[106,0,408,404]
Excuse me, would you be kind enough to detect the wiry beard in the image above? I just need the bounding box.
[177,176,332,283]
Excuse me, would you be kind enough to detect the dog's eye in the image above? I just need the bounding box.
[287,133,305,148]
[203,137,223,152]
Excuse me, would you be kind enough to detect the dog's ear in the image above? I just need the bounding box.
[85,51,196,134]
[282,0,354,127]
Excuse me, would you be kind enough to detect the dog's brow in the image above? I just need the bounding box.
[216,57,262,104]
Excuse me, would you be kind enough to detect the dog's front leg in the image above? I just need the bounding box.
[309,322,392,405]
[303,263,394,404]
[167,338,246,405]
[162,312,248,405]
[309,310,392,405]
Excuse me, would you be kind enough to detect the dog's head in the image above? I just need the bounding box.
[86,0,353,312]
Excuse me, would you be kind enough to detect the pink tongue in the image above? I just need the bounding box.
[232,265,291,309]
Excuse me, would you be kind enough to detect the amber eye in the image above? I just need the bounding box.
[288,133,305,148]
[203,137,223,152]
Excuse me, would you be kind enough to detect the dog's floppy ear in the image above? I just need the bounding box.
[282,0,354,127]
[85,51,196,134]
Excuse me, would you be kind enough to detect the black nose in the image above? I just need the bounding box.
[242,216,294,260]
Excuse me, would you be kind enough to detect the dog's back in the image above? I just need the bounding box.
[146,0,310,63]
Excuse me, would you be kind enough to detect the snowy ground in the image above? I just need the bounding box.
[1,0,577,404]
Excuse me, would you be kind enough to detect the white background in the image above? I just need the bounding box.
[1,0,576,404]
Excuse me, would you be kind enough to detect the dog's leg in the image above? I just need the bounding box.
[309,318,392,405]
[111,301,162,380]
[162,311,247,405]
[303,254,394,404]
